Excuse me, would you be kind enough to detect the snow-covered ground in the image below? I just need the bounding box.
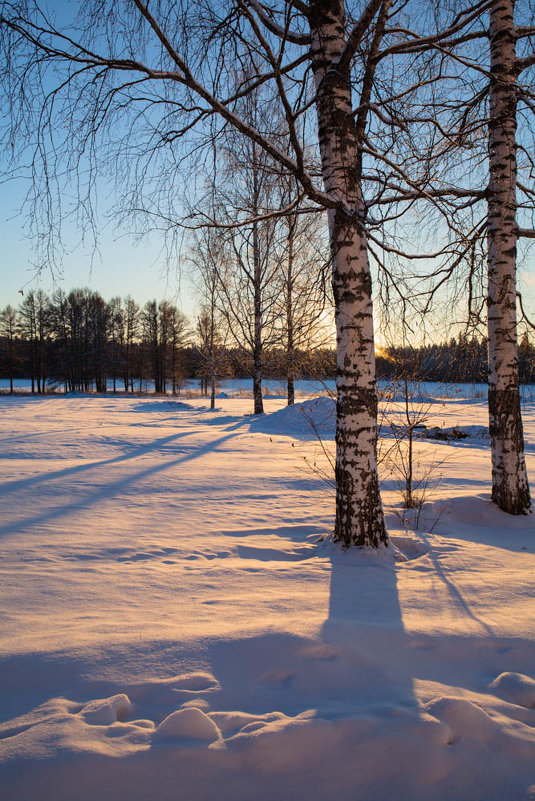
[1,393,535,800]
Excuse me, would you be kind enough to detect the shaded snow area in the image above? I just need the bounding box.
[1,395,535,800]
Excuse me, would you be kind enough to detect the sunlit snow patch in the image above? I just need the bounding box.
[81,693,132,724]
[154,707,220,742]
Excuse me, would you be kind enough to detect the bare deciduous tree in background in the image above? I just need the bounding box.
[189,229,229,409]
[272,177,332,406]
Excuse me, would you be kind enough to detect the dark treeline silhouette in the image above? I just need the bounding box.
[0,289,190,393]
[2,291,535,393]
[379,335,535,385]
[0,289,336,393]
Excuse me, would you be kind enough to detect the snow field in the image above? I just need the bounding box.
[1,394,535,800]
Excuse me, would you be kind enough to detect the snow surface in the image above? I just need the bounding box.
[1,393,535,800]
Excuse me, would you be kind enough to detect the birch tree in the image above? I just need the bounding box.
[189,230,229,409]
[486,0,533,513]
[408,0,535,514]
[272,179,331,405]
[216,135,282,416]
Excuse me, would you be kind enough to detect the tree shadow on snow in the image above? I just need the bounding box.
[0,430,241,539]
[318,543,418,716]
[206,536,417,720]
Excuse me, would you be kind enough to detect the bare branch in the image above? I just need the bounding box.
[244,0,310,45]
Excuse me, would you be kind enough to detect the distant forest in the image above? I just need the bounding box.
[2,288,535,392]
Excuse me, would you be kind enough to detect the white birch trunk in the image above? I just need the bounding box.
[487,0,530,513]
[309,0,387,546]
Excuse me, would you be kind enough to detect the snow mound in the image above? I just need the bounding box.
[250,397,335,438]
[133,400,193,413]
[389,534,430,562]
[154,707,220,741]
[425,697,496,743]
[490,673,535,708]
[209,710,287,736]
[168,671,218,691]
[81,693,132,725]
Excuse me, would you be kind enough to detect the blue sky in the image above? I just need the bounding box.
[0,176,197,314]
[1,0,534,331]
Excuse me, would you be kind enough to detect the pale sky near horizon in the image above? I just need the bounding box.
[3,168,535,337]
[0,175,197,314]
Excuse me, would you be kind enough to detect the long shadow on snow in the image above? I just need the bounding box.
[0,430,240,538]
[206,536,535,721]
[205,538,416,720]
[0,430,195,498]
[318,544,417,716]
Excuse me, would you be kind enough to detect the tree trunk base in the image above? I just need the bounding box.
[488,387,531,515]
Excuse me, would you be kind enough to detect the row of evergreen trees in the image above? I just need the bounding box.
[380,336,535,385]
[0,288,336,393]
[0,289,191,393]
[2,289,535,392]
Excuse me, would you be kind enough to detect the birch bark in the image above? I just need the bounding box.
[309,0,387,546]
[487,0,530,513]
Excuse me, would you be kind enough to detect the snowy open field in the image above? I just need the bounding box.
[1,392,535,800]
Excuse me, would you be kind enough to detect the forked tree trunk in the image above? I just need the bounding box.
[487,0,530,513]
[310,0,387,546]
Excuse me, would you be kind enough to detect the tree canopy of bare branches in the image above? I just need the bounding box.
[2,0,535,542]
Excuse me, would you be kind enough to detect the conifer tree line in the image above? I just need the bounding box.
[4,289,535,393]
[0,287,338,394]
[381,335,535,385]
[0,290,187,394]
